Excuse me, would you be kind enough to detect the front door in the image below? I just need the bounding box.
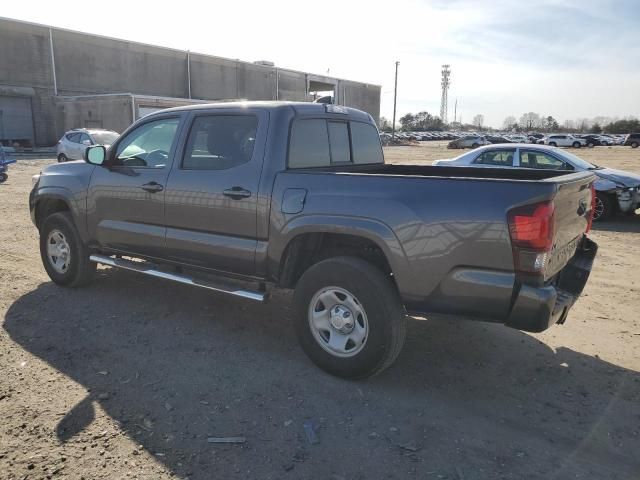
[163,110,267,276]
[86,114,185,258]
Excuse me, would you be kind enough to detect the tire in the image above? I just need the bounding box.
[549,142,557,147]
[0,173,7,183]
[632,142,639,148]
[471,143,479,148]
[587,142,595,148]
[293,256,406,379]
[57,154,68,163]
[593,193,614,222]
[572,141,581,148]
[39,212,95,287]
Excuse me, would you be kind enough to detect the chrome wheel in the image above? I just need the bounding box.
[46,229,71,274]
[594,196,605,220]
[308,286,368,358]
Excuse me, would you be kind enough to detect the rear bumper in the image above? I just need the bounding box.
[505,236,598,332]
[406,237,598,333]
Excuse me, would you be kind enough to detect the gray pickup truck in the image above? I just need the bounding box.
[30,102,598,378]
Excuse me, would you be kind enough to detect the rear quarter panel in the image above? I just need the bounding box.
[269,171,560,305]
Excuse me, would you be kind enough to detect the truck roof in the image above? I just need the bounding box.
[153,101,374,123]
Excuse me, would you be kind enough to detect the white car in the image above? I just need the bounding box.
[432,143,640,220]
[543,134,586,148]
[507,134,528,143]
[56,128,119,162]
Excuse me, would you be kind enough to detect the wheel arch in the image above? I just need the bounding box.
[271,216,412,292]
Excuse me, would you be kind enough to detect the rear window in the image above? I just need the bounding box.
[288,119,331,168]
[288,119,383,168]
[351,122,384,164]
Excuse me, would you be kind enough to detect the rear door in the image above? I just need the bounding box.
[87,113,186,257]
[162,108,268,275]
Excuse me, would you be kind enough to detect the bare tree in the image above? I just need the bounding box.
[473,114,485,130]
[519,112,541,131]
[502,116,516,131]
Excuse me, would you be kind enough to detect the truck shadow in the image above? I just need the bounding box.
[4,269,640,479]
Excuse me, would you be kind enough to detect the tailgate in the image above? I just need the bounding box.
[545,173,595,278]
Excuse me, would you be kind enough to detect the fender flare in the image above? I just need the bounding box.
[270,214,414,292]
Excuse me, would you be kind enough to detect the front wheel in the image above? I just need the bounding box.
[293,256,406,379]
[631,142,639,148]
[471,143,479,148]
[57,154,68,163]
[0,172,7,183]
[549,142,557,147]
[40,212,96,287]
[593,193,614,222]
[572,141,581,148]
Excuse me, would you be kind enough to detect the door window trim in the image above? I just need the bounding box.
[179,112,260,171]
[107,114,183,170]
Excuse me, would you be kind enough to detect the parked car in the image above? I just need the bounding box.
[507,134,528,143]
[485,135,512,144]
[624,133,640,148]
[432,143,640,220]
[31,102,597,379]
[447,135,490,149]
[57,128,120,162]
[543,134,586,148]
[577,135,605,147]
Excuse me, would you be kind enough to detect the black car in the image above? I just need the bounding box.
[485,135,512,144]
[580,135,604,148]
[624,133,640,148]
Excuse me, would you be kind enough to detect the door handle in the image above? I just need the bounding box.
[141,182,164,193]
[223,187,251,200]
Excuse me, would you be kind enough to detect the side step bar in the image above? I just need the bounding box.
[89,254,265,302]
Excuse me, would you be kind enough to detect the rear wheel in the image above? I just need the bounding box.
[631,141,639,148]
[0,172,7,183]
[593,193,614,222]
[587,142,595,148]
[40,212,95,287]
[549,142,557,147]
[293,256,406,379]
[57,154,68,163]
[471,143,479,148]
[572,141,581,148]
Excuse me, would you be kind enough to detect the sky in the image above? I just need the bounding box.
[3,0,640,127]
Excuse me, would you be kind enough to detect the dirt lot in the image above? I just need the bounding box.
[1,144,639,480]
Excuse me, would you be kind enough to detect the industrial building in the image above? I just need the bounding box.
[0,17,381,147]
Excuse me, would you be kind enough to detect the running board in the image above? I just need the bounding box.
[89,254,265,302]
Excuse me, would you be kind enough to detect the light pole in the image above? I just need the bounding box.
[392,61,399,140]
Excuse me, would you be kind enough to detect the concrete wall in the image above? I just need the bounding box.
[55,95,134,135]
[0,17,381,146]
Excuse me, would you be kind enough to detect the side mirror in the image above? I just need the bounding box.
[85,145,106,165]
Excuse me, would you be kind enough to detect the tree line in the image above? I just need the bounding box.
[379,111,639,134]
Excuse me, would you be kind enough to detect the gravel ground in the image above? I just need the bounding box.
[1,144,639,480]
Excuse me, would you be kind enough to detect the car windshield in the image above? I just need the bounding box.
[91,131,119,145]
[555,149,599,170]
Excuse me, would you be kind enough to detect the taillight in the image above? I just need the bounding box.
[586,182,595,234]
[507,201,555,275]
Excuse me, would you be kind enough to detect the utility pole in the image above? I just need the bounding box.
[453,98,457,125]
[392,61,399,140]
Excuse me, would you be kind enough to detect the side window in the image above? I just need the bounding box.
[351,122,384,164]
[115,118,180,168]
[520,150,573,170]
[474,149,515,166]
[66,133,81,143]
[289,119,330,168]
[328,122,350,164]
[183,115,258,170]
[78,133,92,145]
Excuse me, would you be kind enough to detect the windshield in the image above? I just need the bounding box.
[91,131,119,145]
[555,149,597,170]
